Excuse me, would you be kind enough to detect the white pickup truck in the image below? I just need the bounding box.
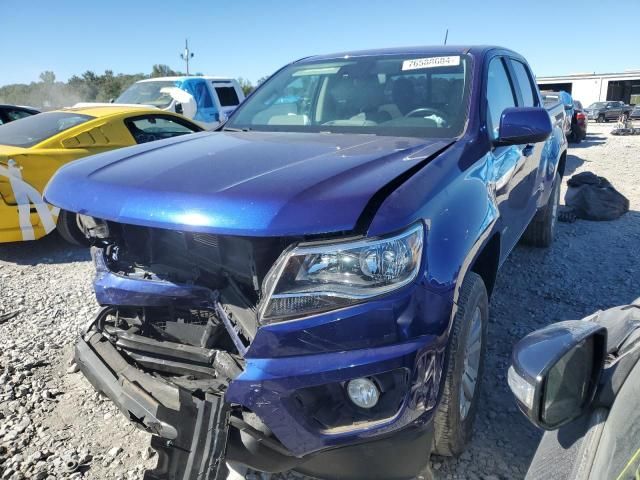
[77,76,245,129]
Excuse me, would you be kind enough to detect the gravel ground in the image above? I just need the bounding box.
[1,123,638,480]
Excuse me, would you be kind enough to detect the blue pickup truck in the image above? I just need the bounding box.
[45,46,566,480]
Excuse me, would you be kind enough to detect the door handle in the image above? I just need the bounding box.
[522,144,535,157]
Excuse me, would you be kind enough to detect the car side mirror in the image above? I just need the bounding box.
[564,104,573,111]
[508,320,607,430]
[494,107,552,146]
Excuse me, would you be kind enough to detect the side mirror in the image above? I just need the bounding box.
[508,320,607,430]
[494,107,552,146]
[564,103,573,111]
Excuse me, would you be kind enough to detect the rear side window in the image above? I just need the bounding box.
[511,61,538,107]
[486,58,517,139]
[215,86,240,107]
[0,111,93,147]
[126,115,201,144]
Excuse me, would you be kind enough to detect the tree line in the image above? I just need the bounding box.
[0,65,261,109]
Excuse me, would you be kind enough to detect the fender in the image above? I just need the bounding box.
[367,136,500,331]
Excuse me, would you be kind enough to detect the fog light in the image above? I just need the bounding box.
[347,378,379,409]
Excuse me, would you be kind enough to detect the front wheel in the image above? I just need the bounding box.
[597,114,605,123]
[56,210,91,246]
[522,172,561,248]
[433,271,488,457]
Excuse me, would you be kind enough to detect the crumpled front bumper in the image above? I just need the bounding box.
[83,247,450,478]
[76,324,439,479]
[75,331,232,479]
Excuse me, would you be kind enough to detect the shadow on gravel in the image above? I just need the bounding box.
[0,232,90,266]
[433,209,640,480]
[569,134,606,149]
[564,152,587,178]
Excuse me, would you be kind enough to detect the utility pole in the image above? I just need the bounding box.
[180,39,195,75]
[444,28,449,45]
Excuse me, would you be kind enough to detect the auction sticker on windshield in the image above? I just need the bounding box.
[402,56,461,71]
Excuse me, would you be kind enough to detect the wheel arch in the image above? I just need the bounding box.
[469,232,501,298]
[557,150,567,178]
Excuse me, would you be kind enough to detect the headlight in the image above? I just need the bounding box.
[261,223,424,322]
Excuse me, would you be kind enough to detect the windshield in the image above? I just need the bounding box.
[116,81,177,108]
[0,112,94,147]
[226,54,471,138]
[589,102,606,109]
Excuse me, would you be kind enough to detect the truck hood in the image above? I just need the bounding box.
[44,131,451,236]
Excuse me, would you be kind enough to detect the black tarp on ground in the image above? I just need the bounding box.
[564,172,630,221]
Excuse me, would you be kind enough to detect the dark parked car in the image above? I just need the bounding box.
[585,100,632,122]
[508,299,640,480]
[541,90,572,138]
[45,46,567,480]
[0,104,39,124]
[570,100,588,142]
[630,104,640,120]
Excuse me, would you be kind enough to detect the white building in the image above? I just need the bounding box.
[537,71,640,106]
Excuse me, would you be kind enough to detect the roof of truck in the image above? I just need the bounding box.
[298,45,509,62]
[136,76,236,82]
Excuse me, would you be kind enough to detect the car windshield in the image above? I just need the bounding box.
[589,102,606,109]
[0,111,94,147]
[226,54,471,138]
[116,81,177,108]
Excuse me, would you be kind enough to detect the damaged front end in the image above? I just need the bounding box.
[75,220,443,480]
[75,223,293,479]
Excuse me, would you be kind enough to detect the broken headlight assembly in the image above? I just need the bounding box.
[261,223,424,322]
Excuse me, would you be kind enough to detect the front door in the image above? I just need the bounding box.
[485,56,539,256]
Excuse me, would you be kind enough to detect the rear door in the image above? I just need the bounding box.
[485,56,540,256]
[606,101,621,120]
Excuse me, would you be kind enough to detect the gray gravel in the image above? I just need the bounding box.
[1,124,638,480]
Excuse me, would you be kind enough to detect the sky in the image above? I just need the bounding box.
[1,0,639,86]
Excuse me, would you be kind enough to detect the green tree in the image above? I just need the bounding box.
[237,77,254,96]
[39,71,56,84]
[151,64,180,78]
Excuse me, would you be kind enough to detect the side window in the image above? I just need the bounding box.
[126,116,200,144]
[510,61,538,107]
[6,109,34,121]
[486,58,517,139]
[215,86,240,107]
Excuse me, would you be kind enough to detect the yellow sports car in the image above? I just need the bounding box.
[0,105,203,244]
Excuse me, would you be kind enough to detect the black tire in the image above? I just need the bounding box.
[433,271,488,457]
[56,210,90,246]
[522,172,561,248]
[597,114,605,123]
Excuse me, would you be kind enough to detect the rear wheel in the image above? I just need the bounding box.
[56,210,90,246]
[433,272,488,457]
[522,172,561,248]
